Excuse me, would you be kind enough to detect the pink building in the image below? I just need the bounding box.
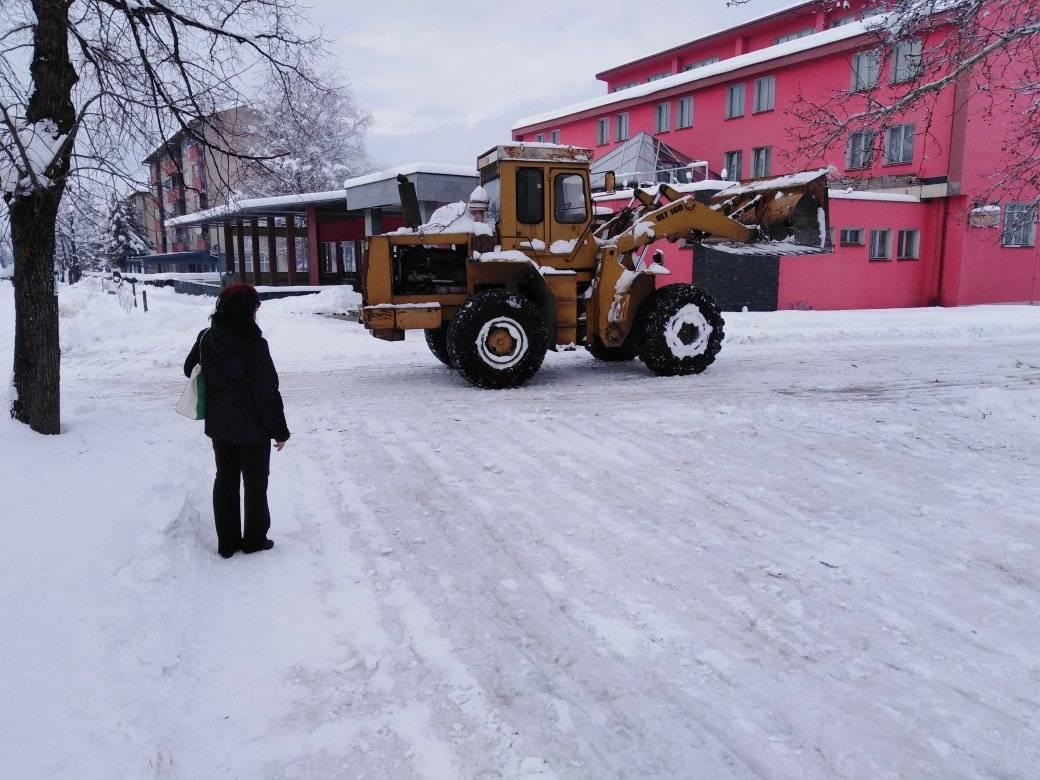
[511,0,1040,310]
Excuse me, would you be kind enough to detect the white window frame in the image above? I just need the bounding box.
[892,38,922,83]
[776,27,814,44]
[885,124,915,165]
[723,150,743,181]
[616,112,630,142]
[754,76,776,113]
[655,102,670,132]
[726,83,745,119]
[534,133,544,143]
[677,96,694,129]
[840,228,865,246]
[851,50,881,91]
[647,72,670,82]
[550,129,561,144]
[684,57,720,71]
[897,229,920,259]
[1003,203,1037,247]
[869,229,892,260]
[596,117,609,145]
[847,130,876,170]
[751,146,772,178]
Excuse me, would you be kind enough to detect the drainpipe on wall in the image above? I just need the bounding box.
[932,197,950,306]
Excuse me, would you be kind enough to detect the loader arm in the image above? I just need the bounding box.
[589,169,831,349]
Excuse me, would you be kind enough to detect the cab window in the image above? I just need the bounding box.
[554,173,588,224]
[516,168,544,224]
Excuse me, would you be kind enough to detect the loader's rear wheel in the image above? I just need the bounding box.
[586,335,638,362]
[447,290,548,389]
[424,327,453,367]
[638,284,724,376]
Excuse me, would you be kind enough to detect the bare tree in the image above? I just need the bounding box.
[729,0,1040,198]
[239,69,372,197]
[1,0,327,434]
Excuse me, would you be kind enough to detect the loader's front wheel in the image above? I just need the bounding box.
[638,284,724,376]
[447,290,548,389]
[424,327,453,367]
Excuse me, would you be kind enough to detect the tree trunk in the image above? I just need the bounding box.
[9,193,61,434]
[8,0,77,434]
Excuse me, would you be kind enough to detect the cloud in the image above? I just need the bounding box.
[311,0,794,165]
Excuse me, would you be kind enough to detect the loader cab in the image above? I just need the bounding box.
[477,143,594,254]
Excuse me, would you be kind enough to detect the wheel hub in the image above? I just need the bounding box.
[676,322,701,346]
[485,326,517,357]
[475,316,529,369]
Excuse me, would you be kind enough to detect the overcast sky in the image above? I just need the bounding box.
[309,0,795,169]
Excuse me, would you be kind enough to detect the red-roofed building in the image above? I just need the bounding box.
[512,0,1040,310]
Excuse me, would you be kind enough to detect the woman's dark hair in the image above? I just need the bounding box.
[212,283,260,328]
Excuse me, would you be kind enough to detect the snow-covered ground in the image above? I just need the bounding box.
[2,279,1039,778]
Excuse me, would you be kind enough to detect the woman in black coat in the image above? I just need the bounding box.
[184,283,290,558]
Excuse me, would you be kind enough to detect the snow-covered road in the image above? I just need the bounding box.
[2,281,1039,778]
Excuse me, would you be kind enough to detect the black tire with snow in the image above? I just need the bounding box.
[424,327,453,367]
[446,290,548,389]
[637,284,725,376]
[586,335,638,362]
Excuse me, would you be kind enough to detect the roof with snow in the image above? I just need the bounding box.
[165,162,477,228]
[476,143,593,170]
[589,132,704,189]
[595,0,817,80]
[513,14,886,131]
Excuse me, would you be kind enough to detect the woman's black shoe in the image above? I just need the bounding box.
[242,539,274,554]
[218,547,237,559]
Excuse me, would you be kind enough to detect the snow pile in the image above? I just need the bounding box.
[272,285,361,314]
[0,119,68,195]
[550,239,577,254]
[405,201,497,237]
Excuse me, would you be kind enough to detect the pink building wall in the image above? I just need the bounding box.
[513,0,1039,309]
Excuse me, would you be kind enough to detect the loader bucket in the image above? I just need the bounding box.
[710,168,831,251]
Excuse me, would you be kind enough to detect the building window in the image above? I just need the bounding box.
[616,112,630,142]
[516,167,544,224]
[776,27,814,44]
[611,81,640,93]
[535,133,544,143]
[726,84,745,119]
[647,72,670,82]
[840,228,865,245]
[1003,203,1037,247]
[655,102,670,132]
[892,39,922,83]
[550,129,561,144]
[751,147,772,178]
[847,130,876,169]
[597,117,609,145]
[677,97,693,129]
[754,76,776,112]
[869,229,892,260]
[554,173,588,224]
[897,229,920,259]
[684,57,720,71]
[885,124,915,164]
[851,50,881,91]
[724,150,743,181]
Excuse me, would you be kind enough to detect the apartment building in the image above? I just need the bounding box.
[512,0,1039,309]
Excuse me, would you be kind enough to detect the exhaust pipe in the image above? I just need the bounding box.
[396,174,422,229]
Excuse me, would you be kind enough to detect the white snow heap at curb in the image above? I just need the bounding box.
[0,119,69,195]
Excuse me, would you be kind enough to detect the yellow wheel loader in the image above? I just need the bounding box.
[359,143,830,389]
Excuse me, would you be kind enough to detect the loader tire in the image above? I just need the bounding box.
[447,290,548,389]
[424,327,453,367]
[586,335,638,362]
[638,284,724,376]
